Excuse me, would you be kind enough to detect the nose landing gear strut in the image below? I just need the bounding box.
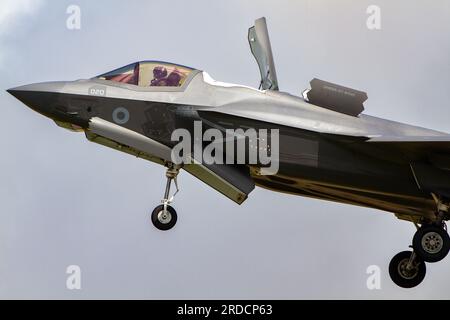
[151,165,180,231]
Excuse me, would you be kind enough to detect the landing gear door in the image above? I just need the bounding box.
[248,17,279,91]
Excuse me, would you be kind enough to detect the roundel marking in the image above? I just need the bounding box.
[112,107,130,125]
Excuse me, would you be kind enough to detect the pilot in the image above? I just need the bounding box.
[166,71,182,87]
[151,66,168,86]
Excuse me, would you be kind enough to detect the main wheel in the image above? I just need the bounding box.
[151,205,177,231]
[389,251,426,288]
[413,225,450,263]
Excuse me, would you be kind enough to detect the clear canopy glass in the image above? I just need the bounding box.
[96,61,195,88]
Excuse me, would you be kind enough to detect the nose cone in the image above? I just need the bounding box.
[7,87,40,109]
[7,82,66,117]
[7,81,89,129]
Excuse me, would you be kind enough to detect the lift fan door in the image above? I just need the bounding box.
[248,17,279,91]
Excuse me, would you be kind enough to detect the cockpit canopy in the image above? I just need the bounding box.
[95,61,196,88]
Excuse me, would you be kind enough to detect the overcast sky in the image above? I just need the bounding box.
[1,0,450,299]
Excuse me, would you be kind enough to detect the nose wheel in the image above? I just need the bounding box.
[151,205,177,231]
[151,166,180,231]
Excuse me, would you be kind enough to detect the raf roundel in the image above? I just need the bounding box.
[112,107,130,125]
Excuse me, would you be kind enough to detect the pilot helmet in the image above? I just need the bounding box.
[167,71,182,86]
[153,66,168,79]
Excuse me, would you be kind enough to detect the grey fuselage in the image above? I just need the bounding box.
[8,70,450,222]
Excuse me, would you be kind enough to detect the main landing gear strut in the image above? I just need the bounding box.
[151,165,180,231]
[389,195,450,288]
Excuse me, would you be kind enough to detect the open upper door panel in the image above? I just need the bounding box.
[248,17,279,91]
[303,79,368,117]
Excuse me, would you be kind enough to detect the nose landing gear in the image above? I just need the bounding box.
[151,165,180,231]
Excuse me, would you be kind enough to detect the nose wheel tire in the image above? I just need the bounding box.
[389,251,426,288]
[412,225,450,263]
[151,205,177,231]
[151,165,180,231]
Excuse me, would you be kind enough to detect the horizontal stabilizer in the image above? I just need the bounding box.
[304,78,367,117]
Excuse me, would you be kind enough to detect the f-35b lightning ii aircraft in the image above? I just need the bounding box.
[7,17,450,288]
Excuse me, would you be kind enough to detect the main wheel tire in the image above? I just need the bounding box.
[389,251,426,288]
[413,225,450,263]
[151,205,177,231]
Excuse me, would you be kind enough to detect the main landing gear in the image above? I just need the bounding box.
[151,165,180,231]
[389,196,450,288]
[389,251,426,289]
[412,223,450,263]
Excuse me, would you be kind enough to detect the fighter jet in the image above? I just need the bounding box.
[7,17,450,289]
